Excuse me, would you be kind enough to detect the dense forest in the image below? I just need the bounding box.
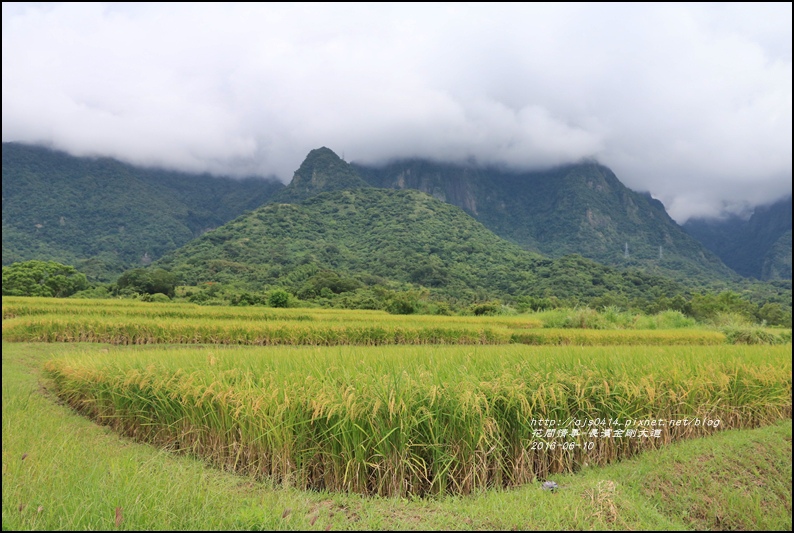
[2,143,284,280]
[156,187,687,306]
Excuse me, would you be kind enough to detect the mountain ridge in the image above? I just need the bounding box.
[683,196,792,280]
[351,158,738,283]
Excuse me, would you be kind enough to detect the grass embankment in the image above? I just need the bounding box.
[3,343,791,530]
[42,344,791,497]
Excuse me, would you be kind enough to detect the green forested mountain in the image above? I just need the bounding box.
[6,141,786,310]
[2,143,284,280]
[271,147,369,203]
[156,180,686,307]
[352,159,737,283]
[683,197,792,280]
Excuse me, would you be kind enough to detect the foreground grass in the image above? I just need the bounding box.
[3,342,791,530]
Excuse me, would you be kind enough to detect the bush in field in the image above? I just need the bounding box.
[267,289,291,308]
[600,305,635,328]
[386,292,417,314]
[115,268,177,298]
[2,260,88,298]
[470,302,501,316]
[656,310,696,328]
[647,294,691,315]
[140,293,171,303]
[185,283,224,304]
[331,289,385,310]
[230,292,265,306]
[723,327,788,345]
[513,296,555,312]
[430,302,453,316]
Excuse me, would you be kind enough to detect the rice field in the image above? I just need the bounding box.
[2,297,735,346]
[5,296,791,501]
[43,344,792,497]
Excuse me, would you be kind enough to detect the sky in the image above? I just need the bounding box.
[2,3,791,222]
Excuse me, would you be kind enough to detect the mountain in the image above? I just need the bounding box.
[156,151,685,306]
[352,159,737,283]
[271,147,369,203]
[2,143,285,280]
[4,141,770,296]
[683,197,792,280]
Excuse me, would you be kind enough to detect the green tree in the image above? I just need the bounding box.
[386,292,418,314]
[115,268,177,297]
[2,260,87,297]
[268,289,290,308]
[757,302,792,327]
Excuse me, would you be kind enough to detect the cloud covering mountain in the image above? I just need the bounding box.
[2,3,791,221]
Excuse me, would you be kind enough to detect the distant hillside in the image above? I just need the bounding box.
[683,197,792,280]
[352,159,737,283]
[156,154,686,306]
[1,143,284,280]
[763,231,792,280]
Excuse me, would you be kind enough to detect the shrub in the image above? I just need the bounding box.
[723,327,788,345]
[470,302,501,316]
[386,293,417,315]
[140,293,171,303]
[757,303,792,328]
[115,268,177,297]
[268,289,291,308]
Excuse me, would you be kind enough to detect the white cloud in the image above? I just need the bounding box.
[2,2,791,221]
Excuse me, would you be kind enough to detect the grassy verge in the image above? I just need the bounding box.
[3,342,791,529]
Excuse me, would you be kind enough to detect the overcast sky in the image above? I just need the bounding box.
[3,3,791,222]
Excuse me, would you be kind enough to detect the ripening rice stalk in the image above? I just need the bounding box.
[3,314,528,346]
[9,297,758,347]
[42,344,791,497]
[5,314,734,347]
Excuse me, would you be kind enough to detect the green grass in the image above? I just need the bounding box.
[3,342,791,530]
